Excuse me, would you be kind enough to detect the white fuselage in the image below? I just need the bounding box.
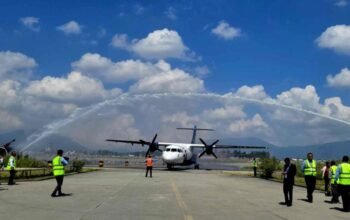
[161,144,193,166]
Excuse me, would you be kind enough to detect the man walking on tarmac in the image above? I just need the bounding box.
[145,155,153,178]
[302,152,317,203]
[253,157,258,177]
[330,160,340,204]
[335,155,350,212]
[51,149,69,197]
[7,151,17,185]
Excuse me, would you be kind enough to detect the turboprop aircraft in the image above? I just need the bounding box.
[0,139,15,155]
[106,126,267,169]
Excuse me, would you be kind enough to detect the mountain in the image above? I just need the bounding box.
[270,140,350,160]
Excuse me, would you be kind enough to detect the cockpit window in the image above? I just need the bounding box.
[178,149,183,152]
[171,149,177,152]
[166,148,171,152]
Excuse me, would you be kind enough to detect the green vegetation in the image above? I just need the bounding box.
[258,156,282,178]
[72,159,85,172]
[233,150,270,158]
[3,154,47,168]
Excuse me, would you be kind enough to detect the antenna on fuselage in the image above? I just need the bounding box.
[176,125,214,144]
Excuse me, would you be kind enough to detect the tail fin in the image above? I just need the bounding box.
[177,125,214,144]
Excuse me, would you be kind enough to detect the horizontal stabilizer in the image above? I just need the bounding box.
[176,128,214,131]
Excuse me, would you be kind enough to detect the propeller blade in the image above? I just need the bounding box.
[198,151,206,158]
[199,138,207,146]
[151,134,157,145]
[157,148,163,152]
[211,151,218,159]
[145,149,150,157]
[211,140,219,146]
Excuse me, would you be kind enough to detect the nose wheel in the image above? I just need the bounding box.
[167,164,173,170]
[194,164,200,169]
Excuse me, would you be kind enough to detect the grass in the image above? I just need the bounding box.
[0,167,98,182]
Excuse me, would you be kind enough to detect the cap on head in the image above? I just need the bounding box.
[11,151,16,156]
[148,155,152,158]
[342,155,349,162]
[331,160,336,166]
[284,157,290,163]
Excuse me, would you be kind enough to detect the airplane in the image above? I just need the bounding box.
[106,126,267,169]
[0,139,15,155]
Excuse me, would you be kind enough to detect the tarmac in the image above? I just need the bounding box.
[0,168,348,220]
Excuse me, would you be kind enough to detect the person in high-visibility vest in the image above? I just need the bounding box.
[335,155,350,212]
[253,157,257,177]
[329,160,340,204]
[7,151,17,185]
[302,152,317,203]
[51,149,69,197]
[145,155,153,178]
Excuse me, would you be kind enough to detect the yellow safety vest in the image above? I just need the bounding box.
[338,163,350,185]
[52,156,65,176]
[331,165,337,184]
[253,160,257,168]
[6,156,16,171]
[304,160,316,176]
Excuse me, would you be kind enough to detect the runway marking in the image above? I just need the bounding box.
[170,178,194,220]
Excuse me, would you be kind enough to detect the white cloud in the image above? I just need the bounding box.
[234,85,269,100]
[327,68,350,87]
[212,21,241,40]
[72,53,204,93]
[276,85,321,111]
[229,114,269,134]
[0,51,37,81]
[0,80,21,108]
[194,66,210,77]
[111,29,197,61]
[19,17,40,32]
[57,21,82,35]
[0,110,23,133]
[316,25,350,55]
[164,7,177,20]
[25,71,121,104]
[72,53,159,83]
[335,0,348,7]
[202,106,246,121]
[111,34,129,49]
[129,61,204,93]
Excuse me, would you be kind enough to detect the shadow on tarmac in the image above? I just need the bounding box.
[330,207,350,213]
[298,198,311,203]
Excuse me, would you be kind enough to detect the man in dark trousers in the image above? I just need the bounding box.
[253,157,257,177]
[302,152,317,203]
[145,155,153,178]
[51,149,69,197]
[282,157,296,207]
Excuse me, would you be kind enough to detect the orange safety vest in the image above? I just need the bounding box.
[146,158,153,167]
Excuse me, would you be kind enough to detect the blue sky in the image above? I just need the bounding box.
[1,0,350,148]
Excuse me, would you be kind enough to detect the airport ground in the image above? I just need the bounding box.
[0,168,348,220]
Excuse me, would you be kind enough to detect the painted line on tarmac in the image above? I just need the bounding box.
[170,178,193,220]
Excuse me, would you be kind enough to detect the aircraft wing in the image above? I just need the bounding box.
[106,139,170,147]
[214,144,267,149]
[189,144,267,149]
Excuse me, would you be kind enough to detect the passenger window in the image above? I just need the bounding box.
[171,149,177,152]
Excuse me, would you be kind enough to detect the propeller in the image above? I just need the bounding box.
[1,139,16,155]
[198,138,219,159]
[140,134,162,157]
